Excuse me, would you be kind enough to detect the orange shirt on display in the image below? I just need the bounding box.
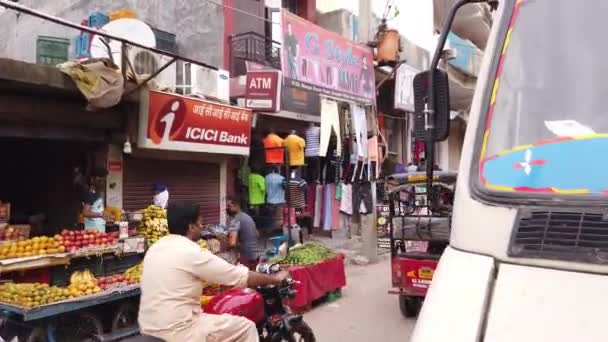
[263,133,285,164]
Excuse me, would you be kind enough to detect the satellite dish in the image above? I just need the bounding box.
[90,18,156,66]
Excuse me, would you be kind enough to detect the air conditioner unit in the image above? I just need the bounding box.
[128,47,176,91]
[190,66,230,103]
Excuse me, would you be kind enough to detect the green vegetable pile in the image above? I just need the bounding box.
[272,243,336,265]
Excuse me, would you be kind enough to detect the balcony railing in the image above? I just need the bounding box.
[230,32,281,76]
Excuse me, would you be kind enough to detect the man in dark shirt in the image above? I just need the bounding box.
[226,195,259,269]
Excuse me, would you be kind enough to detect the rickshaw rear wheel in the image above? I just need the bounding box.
[399,295,421,318]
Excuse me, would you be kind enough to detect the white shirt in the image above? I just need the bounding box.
[139,235,249,334]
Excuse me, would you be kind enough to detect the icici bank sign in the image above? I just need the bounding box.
[138,90,252,155]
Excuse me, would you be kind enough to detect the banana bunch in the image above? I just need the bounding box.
[139,205,169,245]
[67,269,101,297]
[124,262,143,283]
[70,269,96,286]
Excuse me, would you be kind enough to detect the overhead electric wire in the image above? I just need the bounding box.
[203,0,281,25]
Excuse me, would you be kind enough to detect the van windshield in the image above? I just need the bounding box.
[480,0,608,195]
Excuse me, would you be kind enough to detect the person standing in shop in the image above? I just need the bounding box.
[82,166,109,232]
[226,195,259,270]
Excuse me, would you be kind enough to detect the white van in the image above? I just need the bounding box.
[412,0,608,341]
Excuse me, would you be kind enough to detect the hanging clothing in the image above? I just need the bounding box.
[284,134,306,166]
[263,133,284,164]
[353,181,373,215]
[305,157,320,183]
[287,176,307,208]
[351,105,368,159]
[249,137,265,172]
[335,182,343,201]
[306,185,316,216]
[313,184,323,228]
[368,136,379,181]
[319,98,341,157]
[305,125,321,157]
[248,173,266,206]
[340,183,353,215]
[323,185,333,231]
[265,172,285,204]
[331,189,341,230]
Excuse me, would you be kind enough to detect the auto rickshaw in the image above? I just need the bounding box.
[386,171,456,318]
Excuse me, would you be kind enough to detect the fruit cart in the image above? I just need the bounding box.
[0,204,240,341]
[386,172,456,318]
[0,207,156,341]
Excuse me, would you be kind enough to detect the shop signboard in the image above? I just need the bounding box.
[245,70,282,112]
[281,85,321,118]
[281,10,376,104]
[246,61,320,121]
[394,63,419,112]
[138,90,252,155]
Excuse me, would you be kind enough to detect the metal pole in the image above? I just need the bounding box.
[358,0,378,263]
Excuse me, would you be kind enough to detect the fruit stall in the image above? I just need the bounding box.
[0,204,232,341]
[0,200,344,340]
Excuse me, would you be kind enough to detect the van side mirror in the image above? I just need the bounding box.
[412,70,451,142]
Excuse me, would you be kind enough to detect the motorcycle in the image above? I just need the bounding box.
[120,263,316,342]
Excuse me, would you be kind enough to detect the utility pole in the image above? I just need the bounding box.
[358,0,378,263]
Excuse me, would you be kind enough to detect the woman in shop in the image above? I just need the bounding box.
[82,166,109,232]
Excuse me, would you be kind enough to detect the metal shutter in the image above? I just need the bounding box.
[123,158,220,225]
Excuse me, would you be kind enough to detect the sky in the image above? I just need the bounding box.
[316,0,436,52]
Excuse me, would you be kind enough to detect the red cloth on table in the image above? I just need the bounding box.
[285,254,346,309]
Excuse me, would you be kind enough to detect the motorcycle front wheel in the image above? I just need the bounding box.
[286,320,316,342]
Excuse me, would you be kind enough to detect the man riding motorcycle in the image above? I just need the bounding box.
[138,200,289,342]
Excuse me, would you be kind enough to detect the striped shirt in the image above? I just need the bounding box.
[305,126,321,157]
[288,177,307,208]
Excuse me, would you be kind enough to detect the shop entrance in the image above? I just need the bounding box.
[0,138,102,235]
[123,157,221,225]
